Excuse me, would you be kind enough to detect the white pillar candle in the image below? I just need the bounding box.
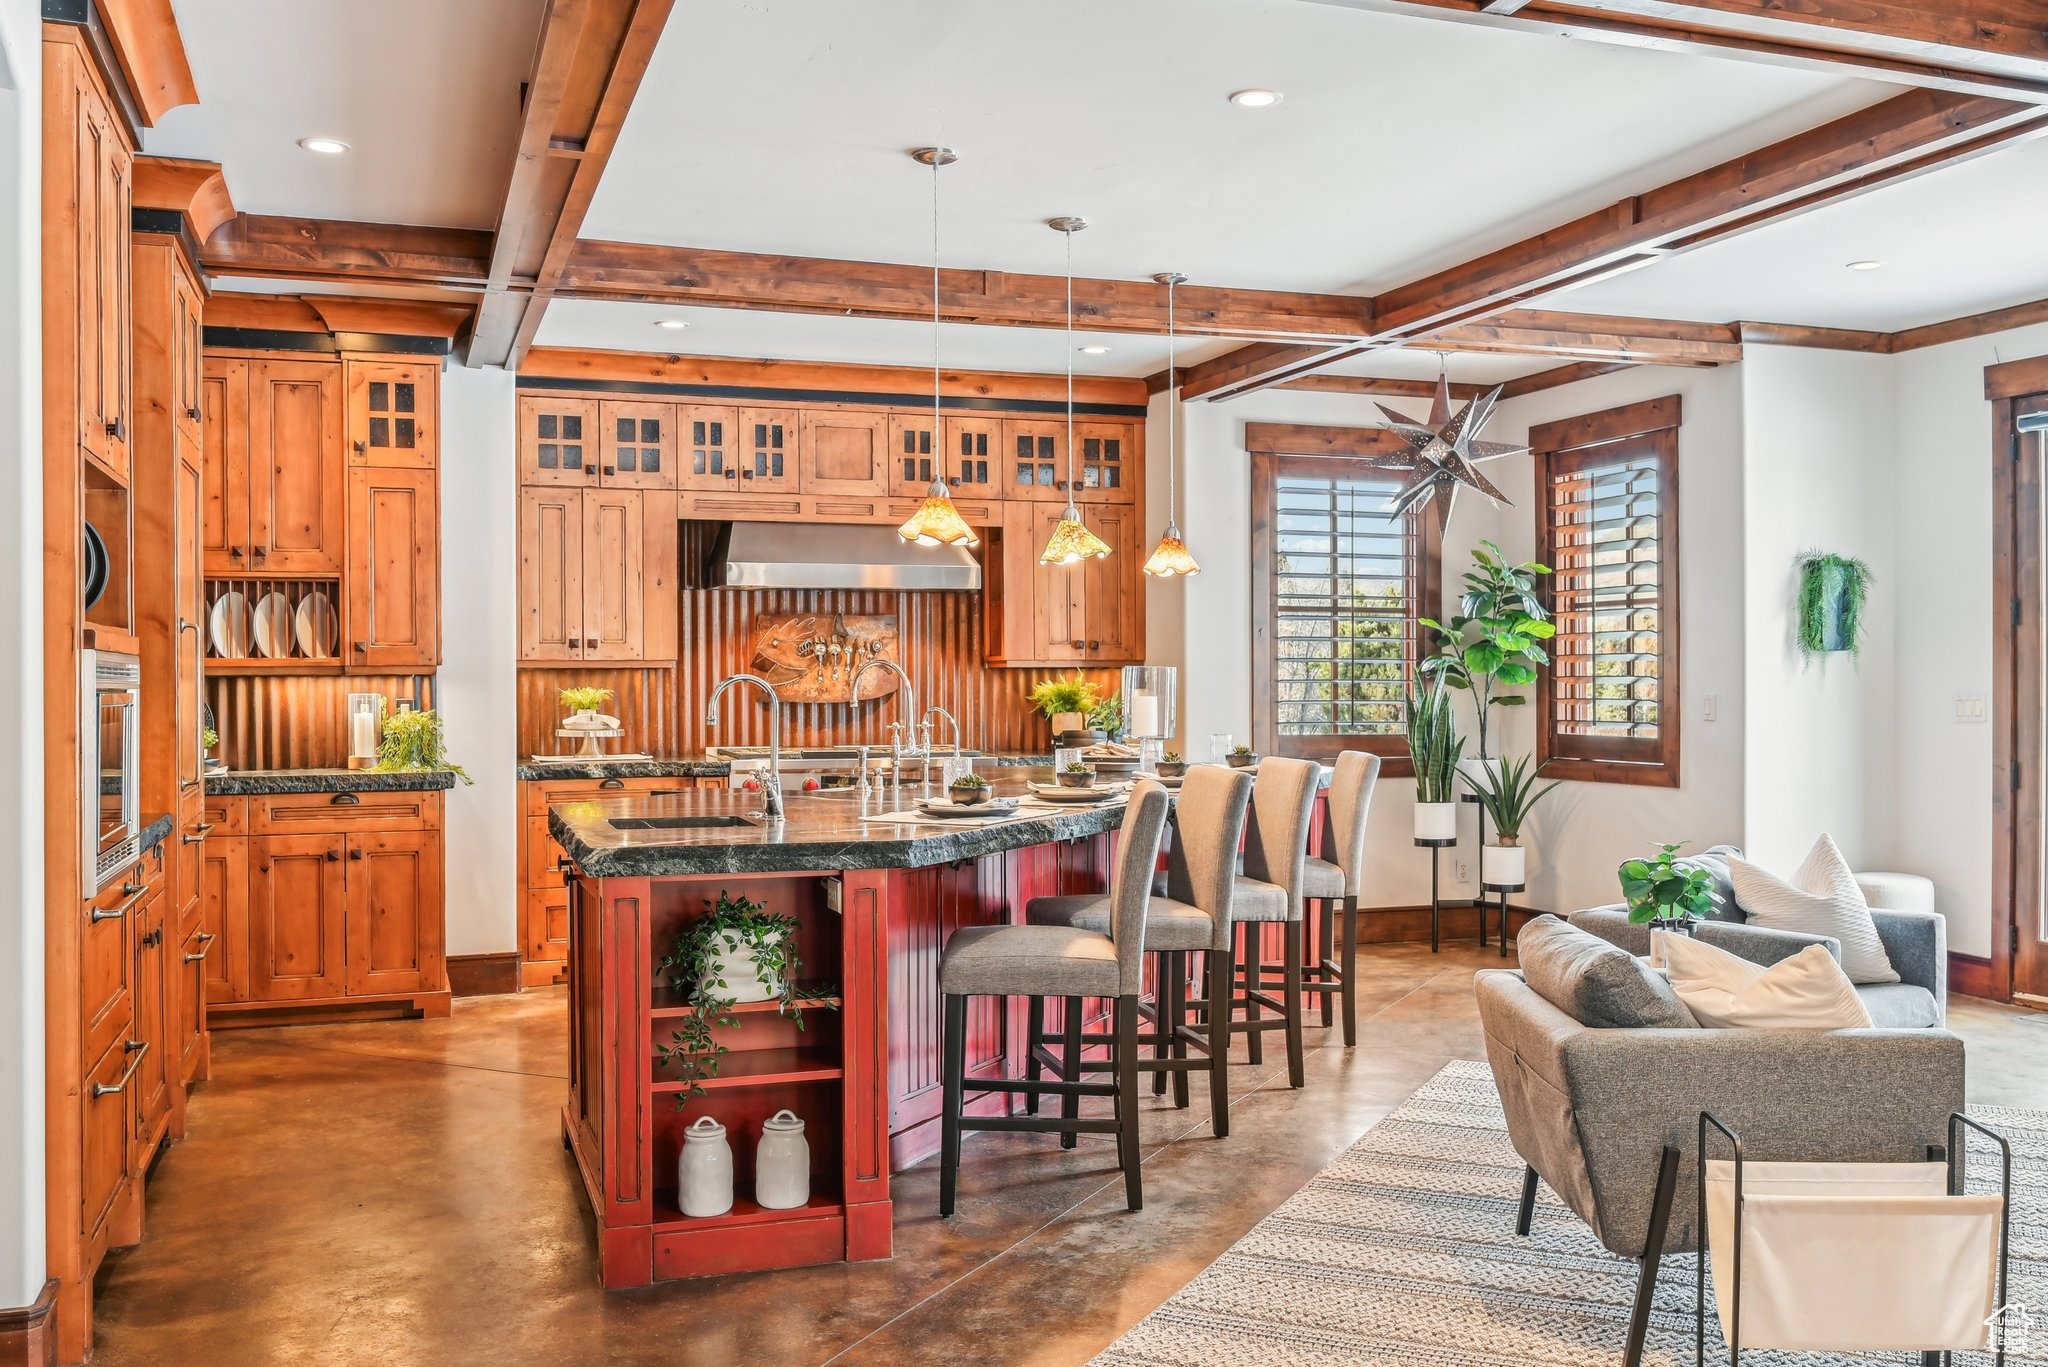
[352,711,377,758]
[1131,692,1161,738]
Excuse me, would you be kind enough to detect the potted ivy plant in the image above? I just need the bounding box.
[654,892,833,1101]
[1026,672,1102,741]
[1621,841,1718,936]
[1460,753,1560,887]
[1406,677,1462,841]
[949,772,991,805]
[1420,540,1554,788]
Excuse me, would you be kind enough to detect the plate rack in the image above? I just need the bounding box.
[204,576,344,674]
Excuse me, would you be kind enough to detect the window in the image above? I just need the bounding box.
[1533,396,1682,785]
[1249,438,1440,769]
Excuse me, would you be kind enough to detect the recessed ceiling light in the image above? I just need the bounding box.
[654,319,689,330]
[1078,345,1111,355]
[1846,259,1884,271]
[1228,88,1282,108]
[296,137,350,155]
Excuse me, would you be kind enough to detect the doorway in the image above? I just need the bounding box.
[1994,387,2048,1006]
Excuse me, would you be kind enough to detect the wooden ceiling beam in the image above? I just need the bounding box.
[1276,374,1491,399]
[97,0,199,125]
[200,214,492,288]
[468,0,678,368]
[1327,0,2048,103]
[557,240,1378,339]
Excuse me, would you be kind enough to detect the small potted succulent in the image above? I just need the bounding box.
[1056,760,1096,789]
[949,772,992,806]
[1226,743,1258,769]
[1621,841,1718,936]
[1155,751,1186,779]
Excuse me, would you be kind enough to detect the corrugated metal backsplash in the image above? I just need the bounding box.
[205,674,434,771]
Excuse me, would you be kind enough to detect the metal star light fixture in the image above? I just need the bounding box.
[1372,365,1528,535]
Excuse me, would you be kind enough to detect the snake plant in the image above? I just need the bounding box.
[1406,677,1463,804]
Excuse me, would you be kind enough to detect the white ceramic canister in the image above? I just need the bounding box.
[754,1109,811,1210]
[678,1115,734,1217]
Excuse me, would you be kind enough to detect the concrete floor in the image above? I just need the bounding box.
[91,943,2048,1367]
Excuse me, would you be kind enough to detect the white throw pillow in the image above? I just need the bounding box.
[1729,835,1900,984]
[1654,931,1874,1030]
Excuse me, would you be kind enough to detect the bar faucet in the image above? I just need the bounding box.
[704,673,785,819]
[924,706,963,758]
[852,657,920,761]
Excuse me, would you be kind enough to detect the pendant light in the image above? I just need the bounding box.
[1142,271,1200,577]
[1039,216,1112,566]
[896,146,979,549]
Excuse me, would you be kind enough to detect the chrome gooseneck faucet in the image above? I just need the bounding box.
[705,673,785,819]
[924,705,962,759]
[851,657,920,770]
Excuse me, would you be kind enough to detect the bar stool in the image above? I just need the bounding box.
[1232,756,1319,1089]
[937,781,1172,1215]
[1300,751,1381,1047]
[1024,766,1255,1138]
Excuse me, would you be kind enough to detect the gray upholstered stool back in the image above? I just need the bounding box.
[1108,780,1173,992]
[1164,765,1254,950]
[1320,751,1381,896]
[1241,757,1319,921]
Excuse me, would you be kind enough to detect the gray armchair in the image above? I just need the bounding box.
[1568,844,1948,1027]
[1476,968,1964,1367]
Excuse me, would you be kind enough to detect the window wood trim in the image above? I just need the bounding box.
[1533,398,1682,787]
[1249,447,1441,775]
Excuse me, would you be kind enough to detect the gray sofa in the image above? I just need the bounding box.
[1568,843,1948,1027]
[1476,965,1965,1367]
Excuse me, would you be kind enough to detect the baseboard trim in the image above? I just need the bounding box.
[448,952,521,998]
[0,1279,57,1367]
[1354,903,1542,947]
[1949,952,1999,1001]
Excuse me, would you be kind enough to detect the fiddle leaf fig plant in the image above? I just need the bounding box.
[1419,540,1554,760]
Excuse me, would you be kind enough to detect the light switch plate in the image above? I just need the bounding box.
[1955,694,1987,723]
[1701,694,1718,722]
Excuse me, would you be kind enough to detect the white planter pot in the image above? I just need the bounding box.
[1458,756,1501,793]
[1483,843,1527,888]
[700,929,786,1005]
[1412,802,1459,841]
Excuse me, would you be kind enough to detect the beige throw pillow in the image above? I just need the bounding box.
[1729,835,1900,984]
[1654,930,1873,1029]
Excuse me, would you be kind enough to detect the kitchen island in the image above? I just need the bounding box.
[548,768,1132,1287]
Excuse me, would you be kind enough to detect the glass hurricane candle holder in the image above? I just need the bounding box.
[1121,665,1176,772]
[347,693,385,770]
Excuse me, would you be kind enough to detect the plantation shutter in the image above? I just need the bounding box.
[1533,397,1682,785]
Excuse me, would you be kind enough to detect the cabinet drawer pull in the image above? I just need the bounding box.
[349,847,363,861]
[182,931,217,963]
[1089,640,1101,651]
[647,788,682,797]
[584,638,598,650]
[229,545,243,559]
[182,822,215,843]
[178,618,198,635]
[331,792,361,805]
[187,405,202,421]
[93,1042,148,1097]
[599,778,625,790]
[325,848,341,862]
[92,887,147,922]
[106,417,124,440]
[354,440,367,455]
[252,545,267,559]
[1070,640,1084,650]
[603,466,615,477]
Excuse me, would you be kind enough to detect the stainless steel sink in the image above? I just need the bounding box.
[607,814,762,830]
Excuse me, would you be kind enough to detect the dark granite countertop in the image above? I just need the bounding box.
[550,766,1137,877]
[206,768,459,795]
[138,812,173,854]
[515,759,732,781]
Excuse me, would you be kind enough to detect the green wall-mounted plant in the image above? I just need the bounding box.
[1796,551,1872,663]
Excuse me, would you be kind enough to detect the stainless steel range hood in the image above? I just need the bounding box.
[711,521,982,592]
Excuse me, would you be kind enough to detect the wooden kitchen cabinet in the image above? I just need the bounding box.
[247,833,349,1002]
[344,829,444,997]
[199,834,249,1004]
[518,776,697,986]
[944,415,1001,498]
[800,409,889,496]
[518,394,599,486]
[247,358,346,575]
[986,501,1143,668]
[1003,418,1067,501]
[131,886,173,1167]
[170,268,204,449]
[200,356,247,574]
[886,410,940,497]
[517,486,677,665]
[1080,502,1145,659]
[347,466,440,670]
[347,359,437,470]
[1072,420,1138,502]
[678,403,739,491]
[69,59,132,485]
[597,400,678,489]
[737,406,800,492]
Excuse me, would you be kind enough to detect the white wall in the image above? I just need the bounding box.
[1889,322,2048,957]
[1737,346,1899,871]
[435,366,519,956]
[0,0,44,1310]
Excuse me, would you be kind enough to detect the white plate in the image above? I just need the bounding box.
[916,798,1020,819]
[1029,783,1120,803]
[295,590,337,658]
[208,591,250,659]
[251,592,294,659]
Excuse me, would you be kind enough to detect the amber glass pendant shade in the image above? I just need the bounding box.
[1141,523,1201,577]
[897,479,979,548]
[1039,505,1112,565]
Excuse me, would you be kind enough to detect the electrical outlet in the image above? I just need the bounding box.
[1955,694,1987,723]
[1455,860,1470,883]
[1701,694,1718,722]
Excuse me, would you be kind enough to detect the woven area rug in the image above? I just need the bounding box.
[1092,1059,2048,1366]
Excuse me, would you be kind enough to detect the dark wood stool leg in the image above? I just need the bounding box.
[939,993,968,1217]
[1024,993,1045,1114]
[1316,898,1335,1027]
[1060,995,1083,1150]
[1243,923,1264,1065]
[1168,951,1191,1109]
[1206,946,1231,1138]
[1114,994,1143,1211]
[1151,951,1170,1097]
[1283,920,1306,1089]
[1339,892,1358,1047]
[1515,1164,1539,1236]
